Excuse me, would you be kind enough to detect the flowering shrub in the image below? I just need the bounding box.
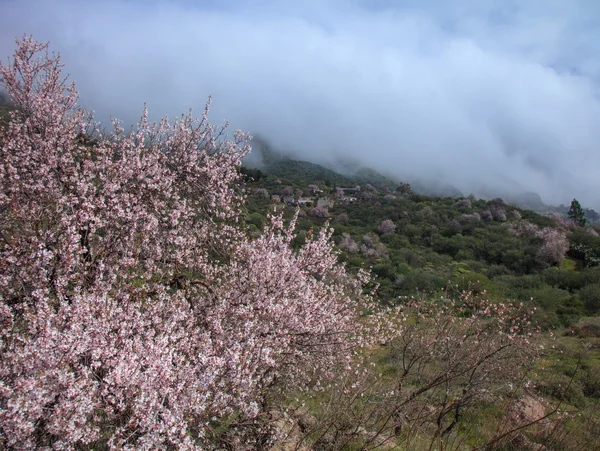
[460,212,481,223]
[280,185,294,196]
[0,37,375,449]
[536,227,569,265]
[335,212,349,223]
[339,233,359,253]
[361,232,388,261]
[378,219,396,234]
[253,187,269,198]
[491,205,507,221]
[308,206,329,218]
[507,220,540,237]
[480,209,493,221]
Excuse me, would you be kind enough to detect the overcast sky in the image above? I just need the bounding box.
[1,0,600,208]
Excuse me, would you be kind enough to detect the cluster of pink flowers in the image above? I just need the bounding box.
[507,220,539,237]
[0,37,374,449]
[535,227,569,265]
[377,219,396,235]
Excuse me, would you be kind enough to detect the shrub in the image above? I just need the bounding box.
[536,228,569,266]
[578,284,600,314]
[491,205,507,221]
[308,206,330,218]
[361,232,388,261]
[339,232,359,253]
[281,185,294,196]
[569,230,600,267]
[290,292,541,448]
[507,220,539,237]
[378,219,396,234]
[480,210,493,221]
[248,212,265,229]
[336,212,349,223]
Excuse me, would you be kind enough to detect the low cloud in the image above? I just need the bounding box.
[2,0,600,208]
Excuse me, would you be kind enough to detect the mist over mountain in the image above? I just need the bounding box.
[2,0,600,209]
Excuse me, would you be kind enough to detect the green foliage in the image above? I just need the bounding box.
[560,258,578,271]
[242,151,600,323]
[239,166,264,182]
[569,230,600,267]
[398,270,446,295]
[372,262,396,280]
[579,284,600,314]
[536,373,586,407]
[247,212,265,229]
[454,271,496,295]
[542,267,585,292]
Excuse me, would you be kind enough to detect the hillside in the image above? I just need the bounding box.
[243,147,600,324]
[237,149,600,449]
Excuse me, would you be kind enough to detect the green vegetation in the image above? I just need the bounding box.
[238,151,600,448]
[242,151,600,330]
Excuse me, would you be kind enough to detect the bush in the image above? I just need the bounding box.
[569,230,600,266]
[372,262,396,280]
[248,212,265,229]
[578,284,600,314]
[555,296,587,326]
[568,319,600,338]
[536,228,569,266]
[377,219,396,234]
[542,267,585,292]
[536,375,586,407]
[455,272,496,295]
[399,270,446,294]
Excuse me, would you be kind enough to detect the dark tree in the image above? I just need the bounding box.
[568,198,587,227]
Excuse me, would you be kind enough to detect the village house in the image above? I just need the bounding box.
[297,198,315,207]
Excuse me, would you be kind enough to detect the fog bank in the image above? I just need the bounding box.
[2,0,600,208]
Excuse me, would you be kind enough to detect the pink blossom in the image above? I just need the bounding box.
[0,37,377,449]
[377,219,396,234]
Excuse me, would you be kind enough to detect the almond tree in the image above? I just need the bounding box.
[308,206,330,218]
[0,37,377,449]
[361,232,388,261]
[339,233,359,253]
[536,227,569,266]
[378,219,396,234]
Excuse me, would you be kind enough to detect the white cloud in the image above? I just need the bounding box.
[1,0,599,208]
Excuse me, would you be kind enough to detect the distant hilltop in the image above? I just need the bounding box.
[244,136,599,223]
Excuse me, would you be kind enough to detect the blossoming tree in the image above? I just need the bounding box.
[0,37,374,449]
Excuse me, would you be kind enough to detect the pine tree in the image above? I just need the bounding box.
[568,198,587,227]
